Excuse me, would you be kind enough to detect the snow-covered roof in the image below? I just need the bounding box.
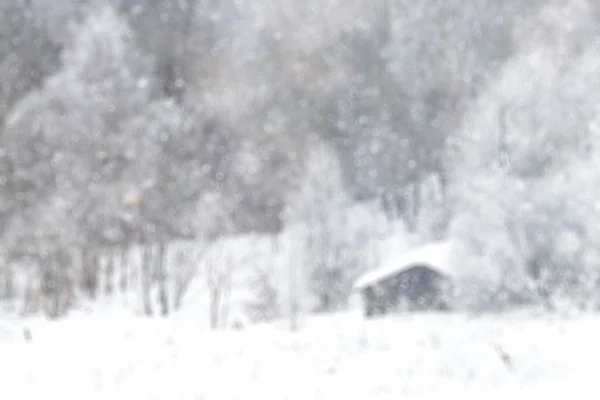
[353,240,454,291]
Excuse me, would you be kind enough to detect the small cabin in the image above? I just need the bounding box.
[353,240,454,317]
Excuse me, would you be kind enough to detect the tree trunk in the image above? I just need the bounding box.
[404,183,418,233]
[173,279,185,311]
[21,281,36,316]
[156,242,169,317]
[81,247,99,299]
[209,286,220,330]
[141,245,154,316]
[105,253,115,295]
[209,271,229,331]
[220,275,232,328]
[173,271,193,311]
[289,257,299,332]
[119,246,128,293]
[43,262,63,319]
[0,267,14,300]
[173,246,197,311]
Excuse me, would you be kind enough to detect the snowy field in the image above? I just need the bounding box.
[1,310,599,399]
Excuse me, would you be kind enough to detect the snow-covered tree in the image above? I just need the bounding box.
[451,40,600,311]
[284,141,361,314]
[0,5,155,314]
[0,4,245,317]
[122,99,215,315]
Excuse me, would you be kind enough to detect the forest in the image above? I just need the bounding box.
[0,0,599,325]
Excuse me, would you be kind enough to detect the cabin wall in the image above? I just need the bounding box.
[361,266,452,317]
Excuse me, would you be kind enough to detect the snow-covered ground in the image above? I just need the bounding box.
[2,310,599,399]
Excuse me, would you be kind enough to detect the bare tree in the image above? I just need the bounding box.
[118,246,130,293]
[141,245,154,316]
[203,243,234,330]
[155,242,168,316]
[172,241,205,311]
[284,141,356,313]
